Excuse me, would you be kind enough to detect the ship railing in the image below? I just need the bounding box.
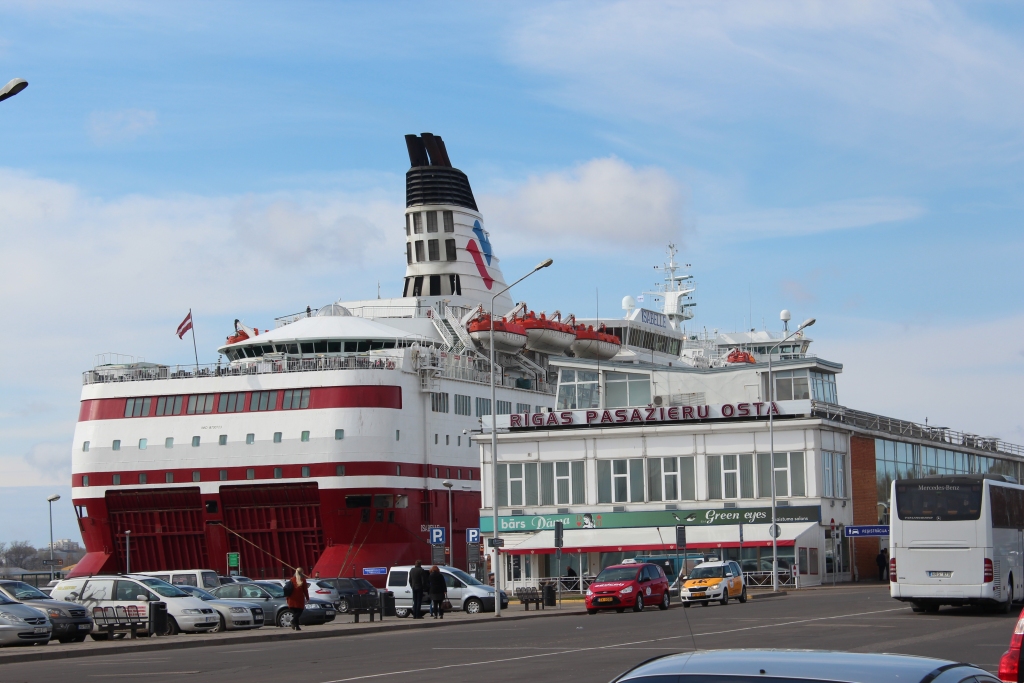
[274,302,478,327]
[811,400,1024,459]
[83,354,403,385]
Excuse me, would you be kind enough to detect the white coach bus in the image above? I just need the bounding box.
[890,474,1024,612]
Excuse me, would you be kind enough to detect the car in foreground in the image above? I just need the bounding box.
[0,591,50,647]
[209,582,333,628]
[0,580,92,643]
[586,562,670,614]
[613,649,998,683]
[999,605,1024,681]
[175,585,265,631]
[680,560,747,607]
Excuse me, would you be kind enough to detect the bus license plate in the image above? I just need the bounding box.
[598,597,613,603]
[928,571,952,578]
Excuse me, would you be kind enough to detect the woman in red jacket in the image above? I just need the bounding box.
[287,568,310,630]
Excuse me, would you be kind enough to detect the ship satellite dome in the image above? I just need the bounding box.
[316,304,352,317]
[780,309,791,323]
[622,296,637,312]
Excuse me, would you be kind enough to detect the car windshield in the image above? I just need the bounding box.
[137,578,189,598]
[595,567,640,582]
[444,568,483,586]
[689,566,725,579]
[0,591,16,605]
[256,582,285,598]
[353,579,377,590]
[896,481,983,521]
[5,582,48,600]
[182,586,215,601]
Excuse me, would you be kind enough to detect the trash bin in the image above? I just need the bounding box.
[150,601,168,636]
[542,583,556,607]
[380,590,396,617]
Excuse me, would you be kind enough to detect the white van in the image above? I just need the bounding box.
[50,575,220,637]
[386,565,507,616]
[135,569,220,591]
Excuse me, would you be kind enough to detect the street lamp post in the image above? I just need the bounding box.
[0,78,28,103]
[46,494,60,581]
[768,316,815,592]
[442,480,454,566]
[125,530,132,574]
[490,258,553,617]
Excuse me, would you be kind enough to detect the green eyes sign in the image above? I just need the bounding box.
[479,506,821,533]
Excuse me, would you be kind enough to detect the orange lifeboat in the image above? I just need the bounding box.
[726,349,757,364]
[467,315,528,353]
[571,323,621,360]
[225,319,255,345]
[519,311,576,355]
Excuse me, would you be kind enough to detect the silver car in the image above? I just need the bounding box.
[0,580,92,643]
[612,650,999,683]
[176,585,265,631]
[0,591,50,647]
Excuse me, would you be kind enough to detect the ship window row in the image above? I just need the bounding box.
[407,210,455,235]
[118,388,317,417]
[407,238,458,264]
[81,465,474,488]
[403,274,462,297]
[85,429,330,452]
[225,339,403,361]
[769,369,838,403]
[608,326,680,356]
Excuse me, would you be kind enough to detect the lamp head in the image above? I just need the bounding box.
[47,494,61,502]
[798,317,816,330]
[442,480,453,489]
[535,258,553,271]
[0,78,28,103]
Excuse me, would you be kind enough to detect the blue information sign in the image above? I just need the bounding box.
[430,527,447,544]
[362,567,387,576]
[844,525,889,537]
[466,528,480,544]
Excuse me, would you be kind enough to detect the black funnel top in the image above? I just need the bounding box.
[405,133,477,210]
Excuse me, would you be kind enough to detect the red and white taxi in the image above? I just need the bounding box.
[586,562,670,614]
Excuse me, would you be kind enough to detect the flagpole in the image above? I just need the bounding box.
[190,309,200,372]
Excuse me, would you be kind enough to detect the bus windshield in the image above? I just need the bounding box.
[895,481,982,521]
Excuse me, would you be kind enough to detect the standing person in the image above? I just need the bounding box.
[876,548,887,582]
[287,567,310,630]
[409,560,428,619]
[428,565,448,620]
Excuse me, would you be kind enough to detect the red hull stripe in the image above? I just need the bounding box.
[72,461,479,488]
[79,385,402,421]
[505,540,795,555]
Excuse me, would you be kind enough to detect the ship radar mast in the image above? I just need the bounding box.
[644,243,696,331]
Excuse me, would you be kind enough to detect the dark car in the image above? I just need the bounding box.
[217,575,254,585]
[322,578,379,613]
[209,582,333,628]
[0,580,92,643]
[586,562,670,614]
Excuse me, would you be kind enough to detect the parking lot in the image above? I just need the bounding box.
[0,585,1018,683]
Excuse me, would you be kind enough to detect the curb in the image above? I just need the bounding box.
[0,608,587,666]
[749,591,787,600]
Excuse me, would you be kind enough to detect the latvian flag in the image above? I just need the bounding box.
[176,311,193,339]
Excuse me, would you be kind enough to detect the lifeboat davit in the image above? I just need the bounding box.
[520,311,576,355]
[571,324,621,360]
[726,349,757,364]
[467,315,528,353]
[224,319,253,345]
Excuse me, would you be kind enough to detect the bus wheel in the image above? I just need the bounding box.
[1001,585,1014,614]
[910,602,926,613]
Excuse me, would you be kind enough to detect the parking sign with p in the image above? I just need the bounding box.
[466,528,480,544]
[430,527,446,545]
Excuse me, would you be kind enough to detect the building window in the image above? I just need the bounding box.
[821,451,845,498]
[415,241,425,262]
[192,436,200,447]
[445,239,457,261]
[82,475,89,487]
[497,463,539,507]
[82,441,90,452]
[138,438,147,450]
[165,437,173,448]
[757,452,806,498]
[412,276,423,296]
[446,435,450,446]
[647,457,696,501]
[597,459,644,503]
[335,429,345,440]
[475,397,491,417]
[540,461,586,505]
[810,371,838,404]
[427,239,439,261]
[431,392,449,413]
[772,370,810,401]
[156,396,183,416]
[443,210,454,232]
[516,403,531,414]
[301,431,310,442]
[218,434,227,446]
[250,391,277,412]
[302,466,310,477]
[124,397,152,418]
[434,434,438,444]
[219,470,227,481]
[605,372,651,408]
[336,465,345,476]
[454,394,472,416]
[396,430,400,441]
[246,468,255,480]
[165,472,174,483]
[138,473,146,484]
[426,211,438,232]
[112,440,121,451]
[273,432,282,443]
[187,394,216,415]
[556,369,600,410]
[274,467,282,479]
[192,471,200,482]
[246,433,255,445]
[496,400,512,415]
[434,467,439,478]
[406,242,412,265]
[397,465,402,476]
[282,389,310,410]
[112,474,121,485]
[218,392,245,413]
[405,213,411,236]
[707,454,754,500]
[413,212,423,233]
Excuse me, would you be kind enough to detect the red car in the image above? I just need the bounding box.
[998,605,1024,681]
[586,562,670,614]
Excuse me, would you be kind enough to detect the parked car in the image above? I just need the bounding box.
[613,649,997,683]
[998,604,1024,681]
[50,575,220,637]
[0,590,50,647]
[175,585,265,631]
[586,562,670,614]
[209,582,333,628]
[255,582,335,623]
[263,578,351,609]
[387,565,507,616]
[0,580,93,643]
[680,560,747,607]
[218,575,254,585]
[136,570,221,591]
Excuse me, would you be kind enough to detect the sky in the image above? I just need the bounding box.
[1,1,1022,546]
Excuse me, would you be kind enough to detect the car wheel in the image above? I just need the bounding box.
[1002,584,1015,614]
[395,608,410,618]
[587,609,598,615]
[739,586,747,604]
[615,608,626,613]
[164,617,180,636]
[337,598,350,614]
[925,604,940,613]
[720,591,729,606]
[57,635,76,644]
[90,633,109,641]
[73,633,89,643]
[210,615,226,633]
[633,595,644,612]
[277,610,294,628]
[464,598,483,615]
[683,602,691,608]
[659,592,670,610]
[701,601,709,607]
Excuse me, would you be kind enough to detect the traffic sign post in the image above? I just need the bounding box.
[844,525,890,537]
[487,538,504,548]
[226,552,240,576]
[41,559,63,566]
[429,527,446,545]
[675,525,687,585]
[466,528,480,544]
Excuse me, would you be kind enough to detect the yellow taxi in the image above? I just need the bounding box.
[680,560,747,607]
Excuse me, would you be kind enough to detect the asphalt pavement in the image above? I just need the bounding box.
[0,585,1017,683]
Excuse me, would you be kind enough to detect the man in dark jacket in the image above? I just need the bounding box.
[876,548,888,581]
[409,560,428,619]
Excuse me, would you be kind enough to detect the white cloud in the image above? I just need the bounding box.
[21,442,72,486]
[480,157,684,252]
[697,197,924,242]
[88,109,158,145]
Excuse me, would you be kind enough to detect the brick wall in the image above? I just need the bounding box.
[850,435,885,581]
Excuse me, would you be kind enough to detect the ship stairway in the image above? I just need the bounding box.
[444,307,477,356]
[509,352,545,379]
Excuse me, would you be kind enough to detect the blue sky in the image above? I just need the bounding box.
[1,1,1022,545]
